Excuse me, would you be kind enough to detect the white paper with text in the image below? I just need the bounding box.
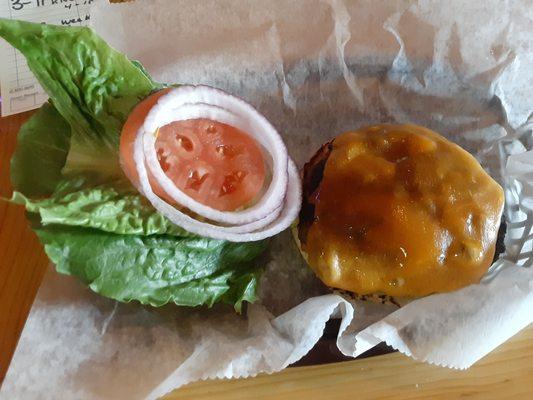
[0,0,92,116]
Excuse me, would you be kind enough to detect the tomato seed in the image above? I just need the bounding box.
[176,134,194,151]
[216,144,242,158]
[186,170,209,191]
[157,148,171,172]
[206,124,217,134]
[219,171,247,197]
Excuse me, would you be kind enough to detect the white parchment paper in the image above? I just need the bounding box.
[2,0,533,399]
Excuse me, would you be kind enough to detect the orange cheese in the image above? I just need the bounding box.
[303,124,504,297]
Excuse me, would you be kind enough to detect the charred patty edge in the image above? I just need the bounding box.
[297,140,333,247]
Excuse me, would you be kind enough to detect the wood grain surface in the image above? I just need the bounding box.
[0,111,49,384]
[1,112,532,398]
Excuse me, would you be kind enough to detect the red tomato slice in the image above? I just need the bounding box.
[120,89,266,211]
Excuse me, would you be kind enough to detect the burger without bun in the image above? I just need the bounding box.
[295,124,504,298]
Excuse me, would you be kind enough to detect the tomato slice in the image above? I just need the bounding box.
[120,89,266,211]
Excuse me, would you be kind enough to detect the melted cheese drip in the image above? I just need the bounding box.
[305,124,504,297]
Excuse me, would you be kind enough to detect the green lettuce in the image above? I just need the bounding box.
[0,18,158,150]
[10,182,191,236]
[0,19,266,310]
[10,103,71,197]
[35,224,264,310]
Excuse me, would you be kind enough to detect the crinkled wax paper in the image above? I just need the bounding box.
[2,0,532,399]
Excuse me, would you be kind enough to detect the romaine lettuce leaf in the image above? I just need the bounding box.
[10,103,71,197]
[11,182,191,236]
[0,18,165,184]
[8,99,170,236]
[34,224,266,311]
[0,18,158,152]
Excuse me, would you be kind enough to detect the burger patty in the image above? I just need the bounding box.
[296,125,505,297]
[298,140,333,247]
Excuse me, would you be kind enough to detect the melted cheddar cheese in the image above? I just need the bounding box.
[303,124,504,297]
